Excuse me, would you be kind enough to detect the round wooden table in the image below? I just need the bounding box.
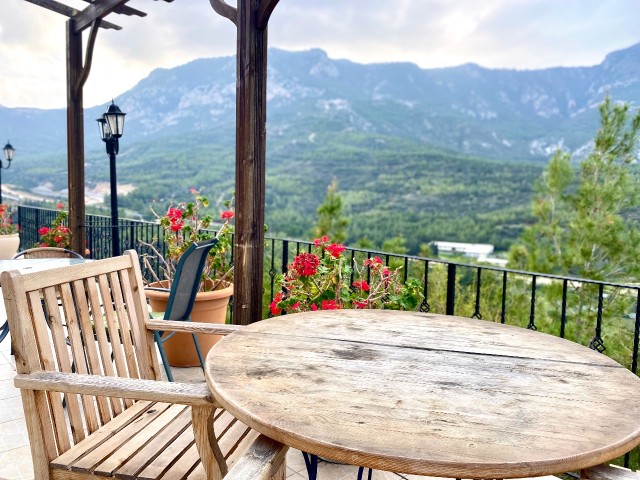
[205,310,640,479]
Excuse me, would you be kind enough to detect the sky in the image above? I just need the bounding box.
[0,0,638,110]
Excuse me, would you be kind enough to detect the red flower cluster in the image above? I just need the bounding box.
[269,235,423,316]
[221,210,234,220]
[166,207,184,232]
[38,205,71,248]
[0,204,19,235]
[270,292,283,315]
[326,243,346,258]
[292,253,320,277]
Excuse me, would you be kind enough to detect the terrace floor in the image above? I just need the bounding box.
[0,331,428,480]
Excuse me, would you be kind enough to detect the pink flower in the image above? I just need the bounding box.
[221,210,234,220]
[364,256,383,267]
[56,202,65,210]
[313,235,329,247]
[352,280,370,292]
[326,243,346,258]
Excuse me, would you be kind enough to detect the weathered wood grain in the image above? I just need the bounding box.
[206,310,640,479]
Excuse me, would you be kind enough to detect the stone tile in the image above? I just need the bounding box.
[0,445,34,480]
[0,378,19,401]
[0,418,29,452]
[0,395,24,423]
[0,362,15,381]
[286,449,310,474]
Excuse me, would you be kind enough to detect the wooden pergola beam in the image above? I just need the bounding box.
[23,0,121,29]
[80,0,146,18]
[257,0,279,29]
[209,0,280,324]
[73,0,130,32]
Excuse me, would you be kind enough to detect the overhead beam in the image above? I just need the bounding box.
[73,0,130,32]
[257,0,279,30]
[81,0,146,17]
[23,0,121,30]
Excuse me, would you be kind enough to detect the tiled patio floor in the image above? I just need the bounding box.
[0,332,417,480]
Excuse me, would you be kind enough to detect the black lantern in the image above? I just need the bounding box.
[0,140,15,203]
[97,101,126,256]
[104,101,126,139]
[3,141,14,163]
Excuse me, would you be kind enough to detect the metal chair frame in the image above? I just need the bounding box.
[145,237,219,382]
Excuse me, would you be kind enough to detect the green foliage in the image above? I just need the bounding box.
[312,178,349,243]
[269,237,423,314]
[511,96,640,282]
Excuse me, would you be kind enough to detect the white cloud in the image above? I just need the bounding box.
[0,0,638,108]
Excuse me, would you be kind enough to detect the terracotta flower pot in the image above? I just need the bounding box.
[145,280,233,367]
[0,233,20,259]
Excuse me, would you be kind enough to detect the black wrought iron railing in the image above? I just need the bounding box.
[16,205,640,467]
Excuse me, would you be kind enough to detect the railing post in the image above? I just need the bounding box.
[446,263,456,316]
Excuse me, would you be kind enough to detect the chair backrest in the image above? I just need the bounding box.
[1,250,160,461]
[13,247,84,259]
[163,237,219,321]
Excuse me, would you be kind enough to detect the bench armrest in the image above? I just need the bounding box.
[146,319,243,336]
[14,371,217,407]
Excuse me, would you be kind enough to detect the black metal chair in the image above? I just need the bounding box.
[145,237,219,382]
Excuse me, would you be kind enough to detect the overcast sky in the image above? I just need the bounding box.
[1,0,638,109]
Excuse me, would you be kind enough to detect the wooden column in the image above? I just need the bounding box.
[66,19,86,256]
[233,0,268,324]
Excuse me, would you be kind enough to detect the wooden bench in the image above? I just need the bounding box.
[2,250,287,480]
[584,465,640,480]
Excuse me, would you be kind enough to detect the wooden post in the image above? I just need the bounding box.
[233,0,268,325]
[66,19,86,256]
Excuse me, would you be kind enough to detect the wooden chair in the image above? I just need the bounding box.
[12,246,84,259]
[2,250,287,480]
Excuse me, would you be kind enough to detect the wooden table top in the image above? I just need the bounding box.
[205,310,640,479]
[0,258,89,286]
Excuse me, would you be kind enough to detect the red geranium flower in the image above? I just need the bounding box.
[221,210,234,220]
[321,299,340,310]
[270,292,283,315]
[354,300,369,309]
[352,280,370,292]
[326,243,346,258]
[292,253,320,277]
[38,226,50,235]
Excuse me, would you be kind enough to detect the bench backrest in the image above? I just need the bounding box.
[1,250,160,460]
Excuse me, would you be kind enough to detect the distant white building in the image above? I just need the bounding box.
[432,241,494,259]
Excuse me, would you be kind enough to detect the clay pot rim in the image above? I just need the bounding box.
[145,279,233,300]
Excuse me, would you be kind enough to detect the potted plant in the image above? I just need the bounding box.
[140,189,234,366]
[269,235,423,315]
[0,204,20,259]
[37,203,71,249]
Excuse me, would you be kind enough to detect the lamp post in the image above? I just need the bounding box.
[97,101,126,256]
[1,141,15,204]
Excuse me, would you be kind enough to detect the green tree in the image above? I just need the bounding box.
[510,96,640,282]
[312,178,349,243]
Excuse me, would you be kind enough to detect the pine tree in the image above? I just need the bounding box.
[510,96,640,282]
[312,178,349,244]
